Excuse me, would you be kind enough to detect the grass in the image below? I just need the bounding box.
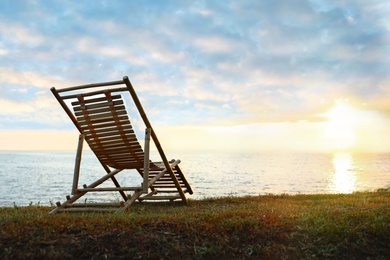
[0,191,389,259]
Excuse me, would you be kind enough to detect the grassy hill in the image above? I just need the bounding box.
[1,191,389,259]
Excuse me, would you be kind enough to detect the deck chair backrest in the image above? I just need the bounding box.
[71,92,144,169]
[51,76,174,175]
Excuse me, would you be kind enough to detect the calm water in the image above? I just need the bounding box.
[0,151,389,207]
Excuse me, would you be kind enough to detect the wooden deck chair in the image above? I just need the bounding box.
[49,76,193,213]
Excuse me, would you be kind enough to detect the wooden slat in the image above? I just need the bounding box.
[88,138,139,149]
[109,157,144,163]
[86,134,135,143]
[92,146,142,154]
[152,184,177,188]
[80,122,131,134]
[150,190,181,193]
[80,122,131,132]
[93,146,143,154]
[77,112,128,123]
[78,109,127,120]
[147,169,175,174]
[88,139,138,149]
[77,110,128,122]
[82,125,134,135]
[73,100,123,111]
[103,162,142,169]
[76,108,127,119]
[97,155,143,164]
[110,163,143,169]
[88,144,141,154]
[96,155,142,164]
[86,129,135,137]
[96,151,139,158]
[88,135,138,143]
[91,149,142,158]
[84,130,138,142]
[153,175,179,179]
[74,105,126,116]
[155,179,184,183]
[85,129,136,140]
[61,87,128,99]
[154,182,184,186]
[174,165,193,194]
[80,120,131,131]
[98,153,143,161]
[153,184,185,188]
[71,95,122,106]
[107,161,144,168]
[100,158,144,166]
[58,80,124,93]
[82,124,133,133]
[91,139,142,147]
[78,117,129,127]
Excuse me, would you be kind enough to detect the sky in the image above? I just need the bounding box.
[0,0,389,153]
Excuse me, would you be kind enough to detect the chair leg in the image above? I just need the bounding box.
[72,134,84,195]
[116,190,144,213]
[143,128,151,193]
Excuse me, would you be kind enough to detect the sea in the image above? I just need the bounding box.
[0,151,389,207]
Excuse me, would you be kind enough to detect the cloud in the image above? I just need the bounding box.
[0,22,44,45]
[0,0,389,134]
[0,88,70,129]
[0,129,79,150]
[0,48,8,55]
[194,35,243,53]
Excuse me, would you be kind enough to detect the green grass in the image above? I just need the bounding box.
[1,191,389,259]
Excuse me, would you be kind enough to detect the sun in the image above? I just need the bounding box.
[323,101,359,151]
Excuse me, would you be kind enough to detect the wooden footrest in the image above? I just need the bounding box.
[139,195,181,201]
[57,207,118,213]
[77,186,142,192]
[68,202,123,208]
[152,190,183,193]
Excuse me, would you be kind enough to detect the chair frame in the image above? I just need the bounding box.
[49,76,192,213]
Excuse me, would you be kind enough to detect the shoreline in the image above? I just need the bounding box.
[2,189,389,208]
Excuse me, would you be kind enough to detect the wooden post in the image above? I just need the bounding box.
[143,128,151,193]
[72,134,84,195]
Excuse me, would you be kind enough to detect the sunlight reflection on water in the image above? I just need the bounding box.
[329,153,357,193]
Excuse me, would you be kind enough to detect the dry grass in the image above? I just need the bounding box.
[1,191,389,259]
